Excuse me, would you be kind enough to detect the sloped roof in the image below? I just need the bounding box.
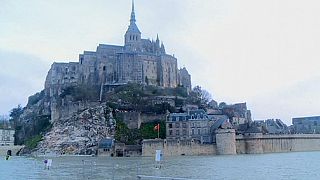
[98,139,114,149]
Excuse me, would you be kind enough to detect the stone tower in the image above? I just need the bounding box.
[215,129,236,155]
[124,0,141,52]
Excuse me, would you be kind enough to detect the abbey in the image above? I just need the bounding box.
[45,1,191,95]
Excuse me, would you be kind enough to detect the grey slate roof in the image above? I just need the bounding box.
[98,139,114,149]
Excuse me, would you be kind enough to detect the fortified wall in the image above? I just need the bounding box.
[0,146,24,156]
[142,139,216,157]
[236,133,320,154]
[142,132,320,156]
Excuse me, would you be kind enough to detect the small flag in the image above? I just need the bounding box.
[154,124,160,131]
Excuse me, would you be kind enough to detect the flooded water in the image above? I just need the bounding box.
[1,151,320,180]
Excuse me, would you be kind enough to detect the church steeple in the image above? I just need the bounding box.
[130,0,136,23]
[125,0,141,51]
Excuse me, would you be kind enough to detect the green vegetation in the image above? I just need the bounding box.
[106,83,189,114]
[9,105,52,146]
[25,135,43,149]
[115,118,166,145]
[9,105,24,125]
[60,85,100,101]
[115,119,142,145]
[187,86,212,109]
[143,102,175,114]
[27,91,45,106]
[140,121,166,139]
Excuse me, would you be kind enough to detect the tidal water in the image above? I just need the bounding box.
[0,151,319,180]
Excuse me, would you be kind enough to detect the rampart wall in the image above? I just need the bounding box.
[236,134,320,154]
[142,139,216,156]
[143,133,320,156]
[0,146,24,156]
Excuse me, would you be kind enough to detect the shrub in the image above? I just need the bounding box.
[25,135,43,149]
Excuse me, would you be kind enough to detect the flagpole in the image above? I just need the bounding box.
[158,124,160,139]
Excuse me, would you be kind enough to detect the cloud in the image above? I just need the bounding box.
[0,50,50,115]
[249,77,320,124]
[1,0,320,124]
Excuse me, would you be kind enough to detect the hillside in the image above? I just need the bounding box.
[11,83,203,155]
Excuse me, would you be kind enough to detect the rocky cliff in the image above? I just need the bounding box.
[14,83,118,155]
[36,104,115,155]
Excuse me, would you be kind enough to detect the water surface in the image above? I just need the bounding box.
[0,152,319,180]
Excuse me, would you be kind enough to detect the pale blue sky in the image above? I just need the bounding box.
[1,0,320,124]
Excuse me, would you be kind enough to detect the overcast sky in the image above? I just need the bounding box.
[1,0,320,124]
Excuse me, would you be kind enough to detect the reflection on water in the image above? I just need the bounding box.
[1,151,320,180]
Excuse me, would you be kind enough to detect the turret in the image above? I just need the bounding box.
[161,42,166,54]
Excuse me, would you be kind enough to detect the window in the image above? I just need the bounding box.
[192,129,195,135]
[183,130,187,136]
[169,130,173,135]
[175,123,180,128]
[169,124,172,128]
[198,129,201,135]
[182,123,187,128]
[176,130,180,136]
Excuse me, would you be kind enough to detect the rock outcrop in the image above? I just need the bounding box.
[36,104,115,155]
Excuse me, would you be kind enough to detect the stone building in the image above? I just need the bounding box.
[166,109,230,144]
[45,1,191,97]
[220,103,252,132]
[252,119,289,134]
[292,116,320,134]
[178,67,192,92]
[97,138,114,156]
[0,129,15,146]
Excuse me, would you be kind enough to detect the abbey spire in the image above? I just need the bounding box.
[124,0,141,51]
[130,0,136,23]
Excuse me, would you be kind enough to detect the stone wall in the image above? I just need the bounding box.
[51,101,100,122]
[236,134,320,154]
[140,114,166,124]
[143,134,320,157]
[116,111,141,129]
[142,139,216,157]
[0,146,24,156]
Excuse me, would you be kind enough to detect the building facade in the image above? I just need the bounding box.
[0,129,15,146]
[292,116,320,134]
[166,110,230,144]
[45,1,191,97]
[252,119,289,134]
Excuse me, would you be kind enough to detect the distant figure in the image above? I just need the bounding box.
[44,159,53,170]
[46,159,52,170]
[44,159,48,169]
[7,150,12,156]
